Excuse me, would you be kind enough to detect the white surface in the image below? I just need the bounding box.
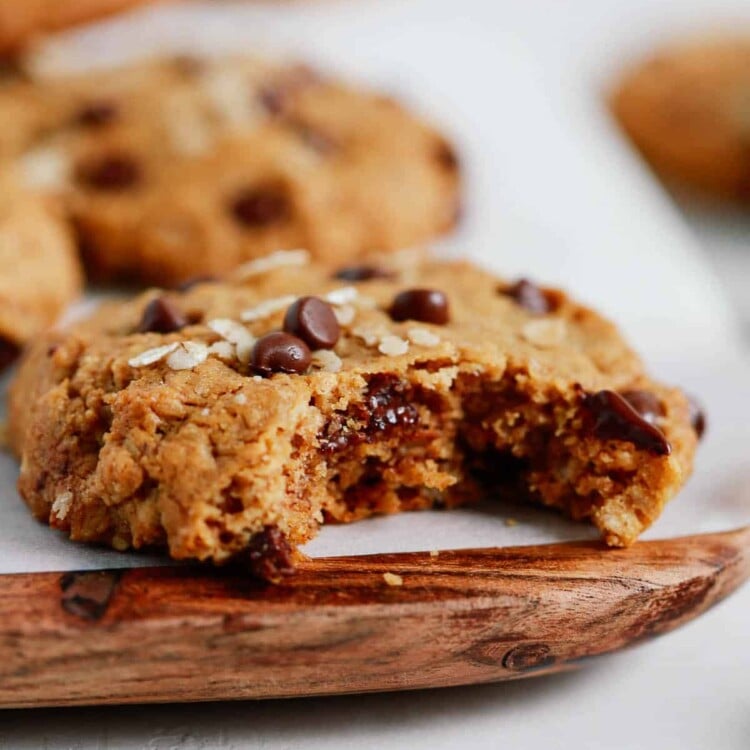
[2,1,750,748]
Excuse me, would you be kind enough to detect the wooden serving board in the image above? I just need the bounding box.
[1,527,748,709]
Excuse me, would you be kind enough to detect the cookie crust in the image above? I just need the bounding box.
[9,255,698,576]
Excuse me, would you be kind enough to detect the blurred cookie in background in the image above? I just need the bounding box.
[1,55,460,286]
[611,36,750,203]
[0,0,168,54]
[0,171,83,369]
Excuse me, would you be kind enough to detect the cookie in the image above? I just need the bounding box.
[8,251,700,579]
[1,55,460,286]
[611,37,750,200]
[0,0,165,54]
[0,171,83,367]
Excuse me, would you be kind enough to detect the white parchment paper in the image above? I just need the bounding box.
[1,0,748,575]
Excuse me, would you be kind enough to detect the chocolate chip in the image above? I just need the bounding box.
[230,184,290,227]
[620,389,665,425]
[389,289,450,325]
[252,332,312,375]
[434,139,459,171]
[137,296,189,334]
[501,279,551,314]
[75,100,118,128]
[76,153,141,191]
[687,395,707,439]
[240,525,296,582]
[333,265,393,282]
[584,390,671,456]
[283,296,340,350]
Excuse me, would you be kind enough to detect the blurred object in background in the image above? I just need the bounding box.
[0,0,169,54]
[0,53,459,286]
[610,35,750,205]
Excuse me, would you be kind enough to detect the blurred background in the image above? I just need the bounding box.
[6,0,750,359]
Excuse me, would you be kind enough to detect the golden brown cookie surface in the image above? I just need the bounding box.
[0,171,82,367]
[0,0,166,53]
[612,37,750,200]
[1,56,460,285]
[9,253,698,578]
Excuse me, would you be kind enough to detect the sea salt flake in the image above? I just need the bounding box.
[311,349,342,373]
[166,341,209,370]
[407,327,440,347]
[351,325,384,347]
[333,304,356,326]
[325,286,358,305]
[234,392,248,405]
[235,249,309,279]
[240,295,297,323]
[378,335,409,356]
[128,342,179,367]
[207,340,235,360]
[207,318,256,361]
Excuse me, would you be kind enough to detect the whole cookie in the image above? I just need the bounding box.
[612,37,750,200]
[0,0,166,53]
[2,56,460,285]
[9,251,698,579]
[0,172,83,367]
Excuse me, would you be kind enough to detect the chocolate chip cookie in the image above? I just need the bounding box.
[1,55,460,286]
[8,252,699,579]
[611,37,750,200]
[0,171,83,368]
[0,0,166,54]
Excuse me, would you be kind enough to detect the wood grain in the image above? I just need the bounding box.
[0,528,748,709]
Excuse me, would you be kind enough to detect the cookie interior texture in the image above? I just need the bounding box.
[611,37,750,200]
[1,55,460,285]
[8,255,699,579]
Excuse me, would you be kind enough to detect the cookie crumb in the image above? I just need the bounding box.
[378,335,409,356]
[235,249,309,279]
[407,327,441,347]
[383,572,403,586]
[51,491,73,520]
[166,341,209,370]
[240,295,298,323]
[504,517,519,527]
[128,342,179,367]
